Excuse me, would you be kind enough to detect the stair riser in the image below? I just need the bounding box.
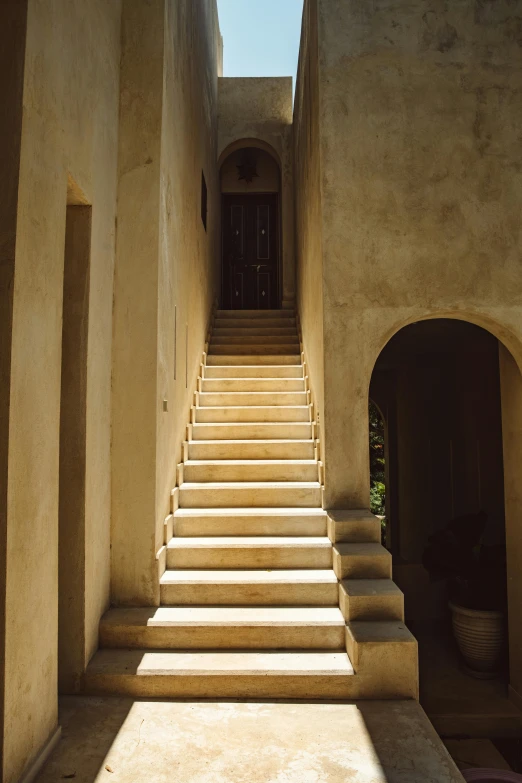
[191,424,313,440]
[213,327,298,337]
[333,552,392,580]
[195,407,310,423]
[187,441,315,460]
[84,674,358,700]
[207,355,301,365]
[212,336,300,345]
[203,366,303,379]
[160,582,339,606]
[183,463,319,482]
[173,516,327,537]
[100,626,345,650]
[201,379,305,392]
[339,590,405,622]
[166,547,332,569]
[178,486,321,507]
[214,319,296,329]
[217,310,295,318]
[198,392,307,406]
[210,345,300,355]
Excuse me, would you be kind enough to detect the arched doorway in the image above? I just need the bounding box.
[219,144,281,309]
[369,318,522,735]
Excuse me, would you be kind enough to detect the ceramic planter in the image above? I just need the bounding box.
[449,602,505,679]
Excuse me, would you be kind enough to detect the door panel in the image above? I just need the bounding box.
[222,194,279,309]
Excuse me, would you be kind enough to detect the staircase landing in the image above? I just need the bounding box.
[35,697,464,783]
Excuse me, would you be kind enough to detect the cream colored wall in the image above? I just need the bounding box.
[4,1,121,780]
[218,77,295,307]
[311,0,522,508]
[112,0,220,606]
[293,0,324,462]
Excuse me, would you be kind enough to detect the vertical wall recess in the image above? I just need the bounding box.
[59,200,92,693]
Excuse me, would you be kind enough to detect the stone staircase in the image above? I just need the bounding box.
[85,309,418,699]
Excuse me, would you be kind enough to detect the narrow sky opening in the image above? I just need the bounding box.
[217,0,304,86]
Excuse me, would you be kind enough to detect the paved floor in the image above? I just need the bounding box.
[35,697,463,783]
[419,630,522,737]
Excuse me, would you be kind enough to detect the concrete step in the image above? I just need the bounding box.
[166,536,332,569]
[194,405,311,423]
[203,365,303,378]
[178,481,322,508]
[327,510,382,544]
[212,335,300,345]
[339,579,404,621]
[207,355,301,365]
[198,391,308,406]
[214,318,296,329]
[183,459,319,483]
[346,621,418,699]
[99,607,345,650]
[210,345,300,356]
[173,508,327,537]
[217,310,295,319]
[191,422,313,441]
[85,649,356,699]
[200,378,305,393]
[333,543,392,580]
[187,440,315,461]
[160,568,338,605]
[213,327,298,337]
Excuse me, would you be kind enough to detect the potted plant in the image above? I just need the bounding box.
[422,510,507,679]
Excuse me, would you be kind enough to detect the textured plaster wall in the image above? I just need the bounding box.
[218,78,295,306]
[313,0,522,508]
[112,0,220,606]
[0,2,28,773]
[294,0,325,460]
[4,1,121,780]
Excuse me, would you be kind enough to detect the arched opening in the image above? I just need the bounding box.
[219,143,282,309]
[370,318,522,734]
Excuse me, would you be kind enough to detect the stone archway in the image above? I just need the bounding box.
[368,316,522,732]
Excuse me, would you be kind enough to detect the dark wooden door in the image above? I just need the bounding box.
[221,194,279,309]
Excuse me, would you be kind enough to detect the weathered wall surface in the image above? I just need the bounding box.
[218,77,295,306]
[293,0,324,459]
[112,0,220,605]
[315,0,522,507]
[156,0,220,562]
[0,2,28,772]
[4,0,121,780]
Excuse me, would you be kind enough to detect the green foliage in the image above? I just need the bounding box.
[369,401,386,517]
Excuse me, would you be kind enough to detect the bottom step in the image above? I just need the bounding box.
[85,649,355,699]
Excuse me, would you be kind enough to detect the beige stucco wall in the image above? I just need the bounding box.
[112,0,220,606]
[218,77,295,307]
[221,148,280,194]
[4,0,121,780]
[294,0,324,460]
[309,0,522,508]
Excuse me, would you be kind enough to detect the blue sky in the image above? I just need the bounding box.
[217,0,304,84]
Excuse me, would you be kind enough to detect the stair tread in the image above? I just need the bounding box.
[88,648,354,674]
[160,569,338,584]
[347,620,417,644]
[340,578,403,596]
[180,481,321,489]
[184,460,317,466]
[335,543,391,556]
[186,440,314,446]
[101,607,345,626]
[174,507,327,517]
[167,536,331,548]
